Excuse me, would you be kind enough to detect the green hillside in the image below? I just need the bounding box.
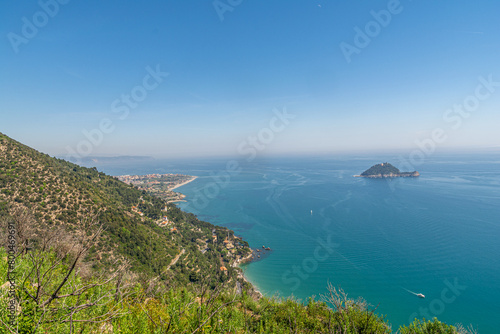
[0,133,473,333]
[361,163,401,176]
[0,132,250,287]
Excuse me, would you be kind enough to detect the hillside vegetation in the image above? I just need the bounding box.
[0,245,474,333]
[361,163,401,176]
[0,132,251,287]
[0,133,475,333]
[359,163,419,178]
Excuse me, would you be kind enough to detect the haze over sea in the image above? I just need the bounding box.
[90,153,500,333]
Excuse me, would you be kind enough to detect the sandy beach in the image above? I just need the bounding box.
[169,176,198,191]
[233,252,264,298]
[167,199,187,203]
[239,271,263,298]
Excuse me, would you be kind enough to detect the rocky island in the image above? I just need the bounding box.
[355,162,419,178]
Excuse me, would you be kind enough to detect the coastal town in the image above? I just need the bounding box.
[115,173,197,202]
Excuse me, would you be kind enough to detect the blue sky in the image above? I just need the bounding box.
[1,0,499,159]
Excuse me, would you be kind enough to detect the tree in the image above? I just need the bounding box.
[320,282,391,333]
[1,209,131,333]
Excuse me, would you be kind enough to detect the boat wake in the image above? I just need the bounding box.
[402,287,425,298]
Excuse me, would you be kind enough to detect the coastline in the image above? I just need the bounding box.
[169,174,262,297]
[353,173,419,178]
[233,253,263,298]
[167,199,187,203]
[232,247,273,299]
[240,271,263,298]
[172,175,264,299]
[169,176,198,191]
[130,158,495,331]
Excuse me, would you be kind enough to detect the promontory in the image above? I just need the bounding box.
[355,162,420,178]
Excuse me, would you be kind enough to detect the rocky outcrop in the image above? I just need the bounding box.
[359,171,420,178]
[355,163,419,178]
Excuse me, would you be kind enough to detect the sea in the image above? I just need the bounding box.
[85,153,500,333]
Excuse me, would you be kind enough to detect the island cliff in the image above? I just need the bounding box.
[355,162,420,178]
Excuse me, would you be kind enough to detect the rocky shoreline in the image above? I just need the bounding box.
[355,162,420,178]
[354,171,420,178]
[232,245,273,299]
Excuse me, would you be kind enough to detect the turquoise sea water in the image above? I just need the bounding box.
[92,154,500,333]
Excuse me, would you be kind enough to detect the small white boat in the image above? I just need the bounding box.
[402,287,426,299]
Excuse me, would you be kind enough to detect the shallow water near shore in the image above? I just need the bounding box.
[94,153,500,333]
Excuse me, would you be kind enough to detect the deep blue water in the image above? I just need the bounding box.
[88,154,500,333]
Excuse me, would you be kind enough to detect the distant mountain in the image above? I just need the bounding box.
[61,155,155,165]
[0,132,251,287]
[357,162,419,178]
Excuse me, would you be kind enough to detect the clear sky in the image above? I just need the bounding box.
[1,0,499,159]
